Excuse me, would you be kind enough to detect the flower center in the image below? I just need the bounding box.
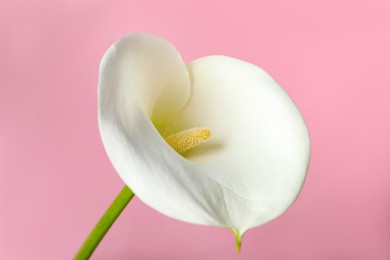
[165,127,211,153]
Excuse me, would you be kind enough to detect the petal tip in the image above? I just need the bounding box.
[231,228,242,253]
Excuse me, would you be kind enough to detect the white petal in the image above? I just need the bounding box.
[98,34,190,133]
[99,34,310,237]
[98,34,227,226]
[166,56,310,234]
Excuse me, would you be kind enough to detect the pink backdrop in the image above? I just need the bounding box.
[1,0,390,259]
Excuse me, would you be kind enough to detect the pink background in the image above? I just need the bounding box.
[1,0,390,259]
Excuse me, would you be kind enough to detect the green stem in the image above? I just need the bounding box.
[75,185,135,260]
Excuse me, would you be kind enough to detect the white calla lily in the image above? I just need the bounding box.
[98,33,310,249]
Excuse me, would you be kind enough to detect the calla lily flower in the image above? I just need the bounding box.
[98,33,310,249]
